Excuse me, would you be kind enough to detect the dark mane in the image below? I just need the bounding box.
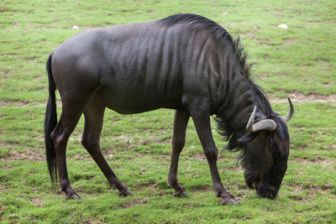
[233,37,252,78]
[158,14,252,78]
[158,14,233,42]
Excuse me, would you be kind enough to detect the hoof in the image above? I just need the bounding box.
[174,190,188,198]
[220,197,240,205]
[119,189,132,197]
[66,192,81,200]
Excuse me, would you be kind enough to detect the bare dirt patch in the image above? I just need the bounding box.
[193,153,206,161]
[72,153,92,160]
[288,184,336,201]
[135,180,157,190]
[0,100,30,107]
[302,184,334,192]
[282,37,298,46]
[0,184,8,192]
[86,218,104,224]
[31,198,44,207]
[121,198,149,208]
[288,185,307,201]
[0,205,4,222]
[189,184,211,192]
[0,100,57,108]
[0,149,43,161]
[0,6,10,12]
[270,92,336,104]
[293,158,335,167]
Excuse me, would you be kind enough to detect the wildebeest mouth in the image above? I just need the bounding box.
[244,170,260,189]
[256,185,278,199]
[245,171,279,199]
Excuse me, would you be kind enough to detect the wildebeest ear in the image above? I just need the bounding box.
[237,133,256,144]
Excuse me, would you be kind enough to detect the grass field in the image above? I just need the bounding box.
[0,0,335,223]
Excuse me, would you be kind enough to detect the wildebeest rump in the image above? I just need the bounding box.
[45,14,294,205]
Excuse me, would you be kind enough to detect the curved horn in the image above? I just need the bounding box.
[246,106,257,132]
[246,106,277,132]
[251,119,277,132]
[281,98,294,123]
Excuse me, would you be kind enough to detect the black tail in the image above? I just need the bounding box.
[44,54,58,187]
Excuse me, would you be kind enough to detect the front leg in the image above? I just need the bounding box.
[189,100,239,205]
[168,110,190,197]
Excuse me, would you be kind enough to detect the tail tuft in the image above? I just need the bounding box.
[44,54,58,188]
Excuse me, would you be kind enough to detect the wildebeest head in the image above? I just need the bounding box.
[238,98,294,199]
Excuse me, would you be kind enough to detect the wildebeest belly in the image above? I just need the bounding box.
[96,85,184,114]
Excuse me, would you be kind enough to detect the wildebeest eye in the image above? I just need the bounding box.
[272,145,287,164]
[237,133,257,145]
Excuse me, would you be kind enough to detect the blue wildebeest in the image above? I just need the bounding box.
[45,14,294,205]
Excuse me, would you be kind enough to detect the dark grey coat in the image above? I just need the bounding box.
[45,14,293,203]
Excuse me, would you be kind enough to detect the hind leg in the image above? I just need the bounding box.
[51,99,86,199]
[82,100,131,196]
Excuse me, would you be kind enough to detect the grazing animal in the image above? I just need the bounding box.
[45,14,294,205]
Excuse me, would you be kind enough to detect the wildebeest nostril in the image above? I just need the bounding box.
[265,190,277,199]
[245,171,260,189]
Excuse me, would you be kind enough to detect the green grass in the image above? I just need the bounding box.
[0,0,335,223]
